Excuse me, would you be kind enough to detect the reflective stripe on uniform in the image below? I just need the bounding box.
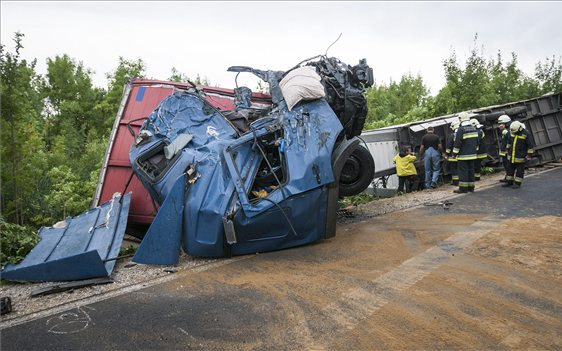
[459,182,470,187]
[498,151,506,156]
[511,133,526,140]
[512,135,519,162]
[452,176,459,180]
[477,154,487,159]
[514,176,524,183]
[457,154,477,160]
[506,175,514,180]
[463,132,479,139]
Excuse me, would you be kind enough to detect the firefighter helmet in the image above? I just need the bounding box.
[451,120,460,130]
[510,120,523,133]
[458,112,470,122]
[498,114,511,124]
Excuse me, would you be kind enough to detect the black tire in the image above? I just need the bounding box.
[339,145,375,196]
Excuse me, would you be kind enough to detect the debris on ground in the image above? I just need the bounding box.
[30,277,114,298]
[1,297,12,315]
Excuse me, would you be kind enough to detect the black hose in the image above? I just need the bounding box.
[259,197,299,237]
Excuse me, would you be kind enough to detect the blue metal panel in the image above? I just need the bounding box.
[136,86,146,101]
[133,175,185,265]
[230,186,329,256]
[1,193,131,282]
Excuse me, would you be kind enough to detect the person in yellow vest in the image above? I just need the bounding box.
[393,146,419,193]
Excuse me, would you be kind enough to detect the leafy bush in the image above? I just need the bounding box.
[481,166,495,175]
[339,194,380,208]
[119,245,137,256]
[0,217,39,267]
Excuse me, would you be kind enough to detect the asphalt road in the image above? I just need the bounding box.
[2,168,562,350]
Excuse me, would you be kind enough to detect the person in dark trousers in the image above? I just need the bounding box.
[393,146,419,193]
[444,119,460,186]
[452,112,479,193]
[503,121,534,188]
[497,114,512,182]
[471,118,487,181]
[419,126,442,189]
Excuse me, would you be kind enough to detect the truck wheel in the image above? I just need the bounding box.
[339,146,375,196]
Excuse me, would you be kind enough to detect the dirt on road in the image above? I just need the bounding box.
[324,215,562,350]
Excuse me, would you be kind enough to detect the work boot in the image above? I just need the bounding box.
[430,182,437,189]
[453,188,467,194]
[499,178,508,183]
[502,182,513,187]
[468,186,475,193]
[512,183,521,189]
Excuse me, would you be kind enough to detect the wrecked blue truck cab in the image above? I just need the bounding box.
[129,56,374,263]
[129,90,350,259]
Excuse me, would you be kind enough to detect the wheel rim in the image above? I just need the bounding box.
[340,155,361,184]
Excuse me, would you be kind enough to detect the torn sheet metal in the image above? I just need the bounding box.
[132,174,185,265]
[1,193,131,282]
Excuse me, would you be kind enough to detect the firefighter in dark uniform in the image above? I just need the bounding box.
[471,118,487,181]
[502,120,534,189]
[497,114,511,182]
[452,112,479,193]
[444,119,460,186]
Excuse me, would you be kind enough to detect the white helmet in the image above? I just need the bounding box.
[458,112,470,122]
[498,114,511,124]
[470,118,481,128]
[510,120,523,133]
[449,117,460,130]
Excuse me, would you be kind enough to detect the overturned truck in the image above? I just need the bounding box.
[361,92,562,190]
[2,56,375,281]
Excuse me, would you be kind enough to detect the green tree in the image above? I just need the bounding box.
[194,74,210,86]
[100,57,145,124]
[0,32,45,225]
[365,73,430,129]
[42,54,106,158]
[429,36,561,117]
[168,67,190,82]
[534,55,562,93]
[43,166,97,220]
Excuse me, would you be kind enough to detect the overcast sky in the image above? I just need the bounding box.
[2,1,561,95]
